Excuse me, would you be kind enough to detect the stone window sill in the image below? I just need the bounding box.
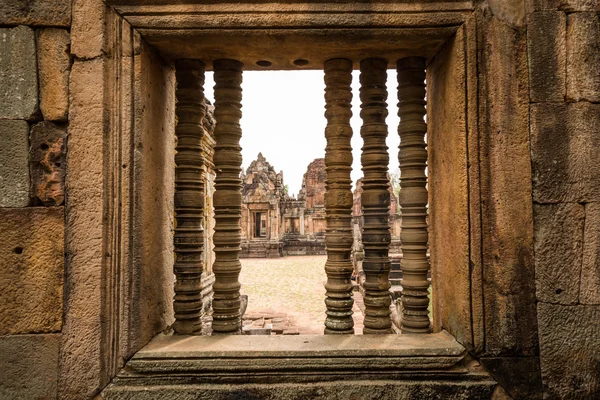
[106,331,492,385]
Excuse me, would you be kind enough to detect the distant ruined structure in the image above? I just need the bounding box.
[239,154,403,261]
[284,158,327,255]
[240,154,326,257]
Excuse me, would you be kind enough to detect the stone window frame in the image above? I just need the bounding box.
[110,0,479,350]
[110,0,482,343]
[66,1,532,396]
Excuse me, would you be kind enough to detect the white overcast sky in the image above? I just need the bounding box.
[204,71,401,196]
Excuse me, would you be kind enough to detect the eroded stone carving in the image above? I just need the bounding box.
[359,58,393,334]
[173,59,206,335]
[29,121,67,206]
[211,59,244,334]
[397,57,431,334]
[323,58,355,334]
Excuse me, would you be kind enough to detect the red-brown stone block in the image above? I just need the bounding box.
[0,334,60,399]
[534,203,584,305]
[0,207,64,335]
[0,0,71,27]
[71,0,108,59]
[531,103,600,203]
[528,0,599,11]
[581,203,600,305]
[527,11,566,102]
[37,28,71,121]
[566,12,600,102]
[537,303,600,398]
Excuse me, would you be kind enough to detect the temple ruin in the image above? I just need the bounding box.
[0,1,599,399]
[240,154,327,257]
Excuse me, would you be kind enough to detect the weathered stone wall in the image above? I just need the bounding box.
[1,1,178,399]
[429,3,543,397]
[61,2,176,398]
[0,6,70,400]
[528,1,600,398]
[429,2,600,398]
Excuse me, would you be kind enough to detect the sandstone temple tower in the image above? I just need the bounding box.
[240,154,327,257]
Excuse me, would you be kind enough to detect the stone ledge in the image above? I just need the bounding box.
[104,331,496,398]
[136,330,464,359]
[107,331,495,386]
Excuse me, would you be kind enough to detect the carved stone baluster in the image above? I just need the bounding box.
[211,59,243,334]
[323,58,355,334]
[397,57,431,334]
[359,58,393,334]
[173,59,206,335]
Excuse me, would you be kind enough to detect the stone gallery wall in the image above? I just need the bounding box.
[427,2,600,398]
[1,1,177,399]
[528,2,600,398]
[0,3,71,398]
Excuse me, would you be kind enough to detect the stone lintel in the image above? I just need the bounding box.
[104,1,471,67]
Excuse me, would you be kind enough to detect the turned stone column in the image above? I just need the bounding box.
[211,59,243,334]
[323,58,355,334]
[173,59,206,335]
[397,57,431,334]
[359,58,393,334]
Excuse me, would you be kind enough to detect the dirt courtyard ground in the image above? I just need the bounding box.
[239,255,364,335]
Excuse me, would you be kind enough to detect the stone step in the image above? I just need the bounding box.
[103,378,496,399]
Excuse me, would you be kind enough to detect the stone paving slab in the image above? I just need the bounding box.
[240,255,365,335]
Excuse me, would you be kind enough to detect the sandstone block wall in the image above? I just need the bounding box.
[60,1,176,398]
[1,2,176,399]
[528,3,600,398]
[429,2,600,398]
[0,6,71,400]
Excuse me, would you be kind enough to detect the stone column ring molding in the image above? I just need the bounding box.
[211,59,244,334]
[173,59,207,335]
[359,58,394,335]
[323,58,355,335]
[397,57,431,334]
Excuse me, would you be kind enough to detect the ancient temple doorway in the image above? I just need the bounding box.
[253,212,267,238]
